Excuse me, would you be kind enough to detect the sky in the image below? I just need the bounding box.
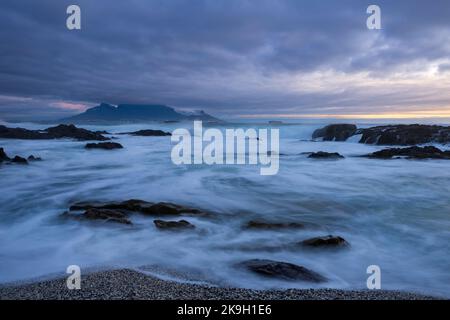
[0,0,450,121]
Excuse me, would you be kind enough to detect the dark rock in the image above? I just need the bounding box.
[69,200,207,216]
[64,208,132,225]
[11,156,28,164]
[0,148,10,162]
[119,129,171,136]
[153,219,195,230]
[85,142,123,150]
[307,151,344,159]
[301,235,349,248]
[358,124,450,145]
[27,155,42,161]
[312,124,357,141]
[237,259,327,282]
[366,146,450,159]
[245,220,304,230]
[0,124,109,141]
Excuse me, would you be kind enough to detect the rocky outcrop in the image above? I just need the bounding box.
[366,146,450,159]
[0,148,10,162]
[307,151,344,159]
[27,155,42,161]
[154,219,195,230]
[300,235,349,248]
[63,208,131,225]
[237,259,327,282]
[0,124,109,141]
[312,124,357,141]
[68,200,208,217]
[11,156,28,164]
[0,148,42,165]
[245,220,304,230]
[119,129,171,136]
[358,124,450,145]
[85,142,123,150]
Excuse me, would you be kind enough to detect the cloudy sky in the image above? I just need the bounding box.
[0,0,450,121]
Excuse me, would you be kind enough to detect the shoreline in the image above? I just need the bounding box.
[0,268,442,300]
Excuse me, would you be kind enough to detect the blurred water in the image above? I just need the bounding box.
[0,120,449,297]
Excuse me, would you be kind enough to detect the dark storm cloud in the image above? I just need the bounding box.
[0,0,449,120]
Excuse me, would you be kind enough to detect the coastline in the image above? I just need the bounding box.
[0,268,441,300]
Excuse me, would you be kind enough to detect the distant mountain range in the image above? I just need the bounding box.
[60,103,222,123]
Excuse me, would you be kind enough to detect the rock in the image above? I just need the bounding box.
[0,148,10,162]
[312,124,357,141]
[237,259,327,283]
[300,235,349,248]
[119,129,171,136]
[366,146,450,159]
[11,156,28,164]
[245,220,304,230]
[85,142,123,150]
[64,208,132,225]
[0,124,109,141]
[153,219,195,230]
[68,200,208,216]
[27,155,42,161]
[307,151,344,159]
[358,124,450,145]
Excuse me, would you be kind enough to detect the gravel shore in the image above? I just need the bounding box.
[0,269,440,300]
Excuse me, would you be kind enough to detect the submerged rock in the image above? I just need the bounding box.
[358,124,450,145]
[64,208,131,225]
[119,129,171,136]
[27,155,42,161]
[85,142,123,150]
[0,124,109,141]
[312,124,357,141]
[11,156,28,164]
[366,146,450,160]
[153,219,195,230]
[237,259,327,283]
[307,151,344,159]
[245,220,304,230]
[300,235,349,248]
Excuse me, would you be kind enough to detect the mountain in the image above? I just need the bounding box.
[60,103,222,123]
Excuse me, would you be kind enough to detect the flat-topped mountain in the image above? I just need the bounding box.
[60,103,221,123]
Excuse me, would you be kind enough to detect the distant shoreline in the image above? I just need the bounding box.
[0,269,441,300]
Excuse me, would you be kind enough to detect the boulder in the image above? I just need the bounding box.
[11,156,28,164]
[85,142,123,150]
[0,148,10,162]
[64,208,132,225]
[153,219,195,230]
[307,151,344,159]
[312,124,357,141]
[0,124,109,141]
[300,235,349,248]
[119,129,171,136]
[237,259,327,282]
[245,220,304,230]
[366,146,450,159]
[358,124,450,145]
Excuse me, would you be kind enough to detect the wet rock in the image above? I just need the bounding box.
[64,208,131,225]
[245,220,304,230]
[312,124,357,141]
[0,124,109,141]
[119,129,171,136]
[365,146,450,159]
[153,219,195,230]
[300,235,349,248]
[237,259,327,283]
[11,156,28,164]
[358,124,450,145]
[27,155,42,161]
[85,142,123,150]
[0,148,10,162]
[307,151,344,159]
[69,200,207,216]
